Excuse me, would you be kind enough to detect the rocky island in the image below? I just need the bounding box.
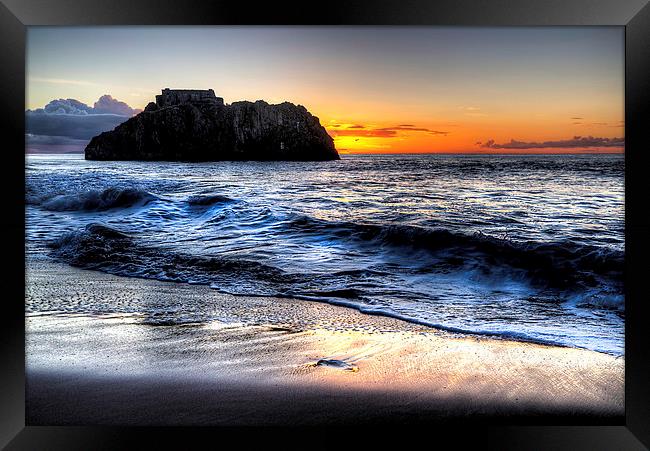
[84,88,339,161]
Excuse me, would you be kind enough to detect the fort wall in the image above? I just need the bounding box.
[155,88,224,107]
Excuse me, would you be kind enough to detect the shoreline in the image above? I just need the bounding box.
[26,261,625,425]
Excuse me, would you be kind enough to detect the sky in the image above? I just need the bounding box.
[26,26,624,154]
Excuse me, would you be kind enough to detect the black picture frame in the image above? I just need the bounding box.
[2,0,649,448]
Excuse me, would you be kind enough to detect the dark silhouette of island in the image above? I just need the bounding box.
[84,88,339,161]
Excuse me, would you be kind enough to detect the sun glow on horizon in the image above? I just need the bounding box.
[26,26,624,154]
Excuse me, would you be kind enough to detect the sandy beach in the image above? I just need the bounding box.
[26,261,624,426]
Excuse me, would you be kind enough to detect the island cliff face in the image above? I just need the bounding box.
[84,89,339,161]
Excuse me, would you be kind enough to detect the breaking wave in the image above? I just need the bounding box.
[27,153,625,355]
[49,216,623,305]
[46,220,624,352]
[39,187,157,212]
[285,215,623,291]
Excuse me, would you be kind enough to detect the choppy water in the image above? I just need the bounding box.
[26,153,625,354]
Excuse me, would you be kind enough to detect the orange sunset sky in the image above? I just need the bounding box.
[26,27,624,154]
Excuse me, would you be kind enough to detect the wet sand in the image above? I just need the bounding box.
[26,262,624,425]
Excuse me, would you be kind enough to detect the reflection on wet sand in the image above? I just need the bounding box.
[26,262,624,425]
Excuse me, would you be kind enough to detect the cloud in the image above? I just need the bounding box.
[30,98,94,115]
[25,133,88,154]
[572,119,625,128]
[29,77,100,87]
[93,95,141,116]
[480,136,624,149]
[460,106,487,117]
[331,128,397,138]
[329,123,448,138]
[25,95,139,153]
[378,125,448,135]
[602,121,625,128]
[26,134,88,145]
[26,111,130,140]
[28,96,141,117]
[571,117,583,120]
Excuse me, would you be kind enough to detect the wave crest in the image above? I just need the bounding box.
[286,214,623,289]
[187,194,235,206]
[46,220,625,353]
[49,223,295,294]
[40,187,157,212]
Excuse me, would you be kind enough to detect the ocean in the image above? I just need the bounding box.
[25,153,625,355]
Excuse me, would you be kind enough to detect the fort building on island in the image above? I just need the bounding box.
[155,88,225,108]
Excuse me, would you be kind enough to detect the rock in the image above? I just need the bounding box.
[311,359,359,372]
[85,89,339,161]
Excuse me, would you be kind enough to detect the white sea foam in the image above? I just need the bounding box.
[26,153,625,355]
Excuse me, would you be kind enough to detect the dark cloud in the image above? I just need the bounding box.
[331,129,397,138]
[330,124,448,138]
[26,111,130,140]
[572,119,625,128]
[25,134,88,154]
[378,125,448,135]
[26,134,87,145]
[25,95,139,153]
[28,96,140,117]
[480,136,624,149]
[571,117,583,120]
